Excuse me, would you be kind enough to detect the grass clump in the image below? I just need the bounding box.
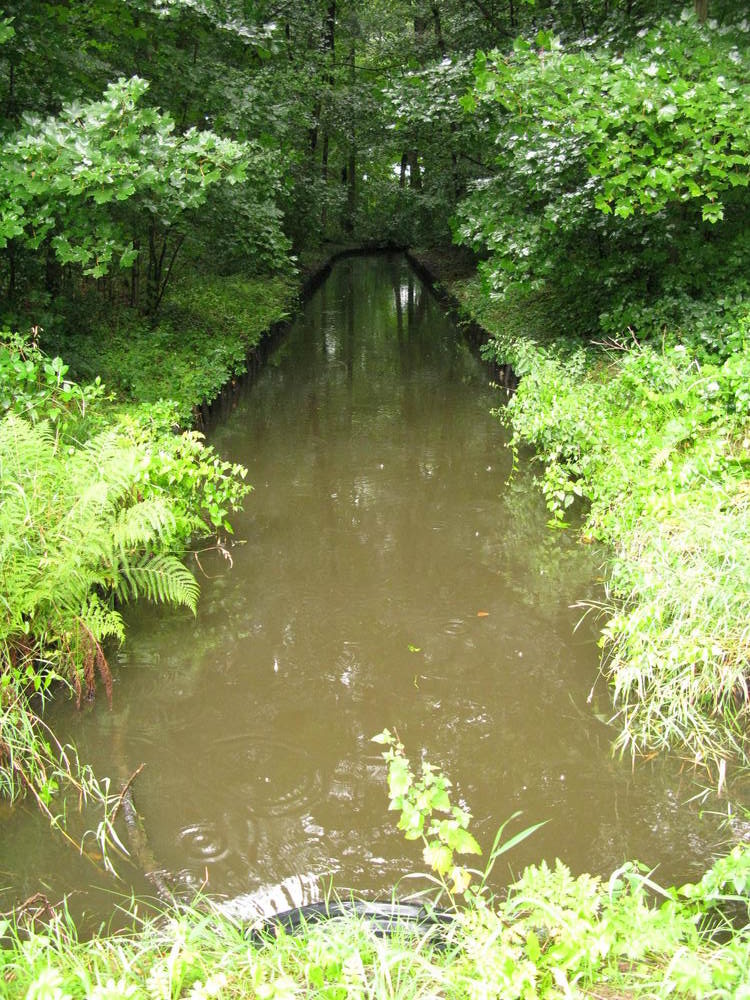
[450,274,750,776]
[2,880,746,1000]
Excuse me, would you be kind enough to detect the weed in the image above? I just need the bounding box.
[2,746,749,999]
[452,274,750,780]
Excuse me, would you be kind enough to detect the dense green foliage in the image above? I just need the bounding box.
[0,0,299,824]
[0,0,749,986]
[459,276,749,770]
[45,270,296,425]
[456,13,749,335]
[0,334,250,817]
[443,3,749,774]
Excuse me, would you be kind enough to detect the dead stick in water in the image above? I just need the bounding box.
[111,721,174,903]
[111,763,146,825]
[118,781,173,903]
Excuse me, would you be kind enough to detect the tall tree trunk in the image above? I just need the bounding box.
[431,2,459,199]
[44,238,61,297]
[130,239,140,308]
[345,148,356,234]
[309,98,320,155]
[431,2,445,52]
[321,1,336,232]
[694,0,708,21]
[5,61,18,123]
[146,223,183,319]
[178,39,199,131]
[344,37,356,234]
[325,1,336,54]
[146,221,161,318]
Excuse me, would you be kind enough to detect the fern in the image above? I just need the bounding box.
[80,594,125,646]
[0,344,249,847]
[0,413,202,676]
[116,552,200,611]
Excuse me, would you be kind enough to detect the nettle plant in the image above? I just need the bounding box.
[373,729,543,908]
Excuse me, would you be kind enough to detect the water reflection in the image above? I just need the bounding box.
[0,255,727,921]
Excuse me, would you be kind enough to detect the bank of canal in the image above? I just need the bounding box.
[0,255,726,922]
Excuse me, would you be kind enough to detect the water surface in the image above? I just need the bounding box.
[0,256,725,920]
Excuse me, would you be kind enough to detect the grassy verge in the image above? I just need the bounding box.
[45,269,298,426]
[433,265,750,778]
[2,830,749,998]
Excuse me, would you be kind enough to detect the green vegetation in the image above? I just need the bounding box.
[1,0,749,990]
[0,0,297,831]
[448,275,749,774]
[2,743,750,998]
[444,6,749,777]
[4,853,748,999]
[0,334,250,832]
[46,271,297,425]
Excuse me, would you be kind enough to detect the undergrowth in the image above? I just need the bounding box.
[0,255,296,841]
[0,333,250,845]
[43,269,296,425]
[452,273,750,777]
[2,739,749,999]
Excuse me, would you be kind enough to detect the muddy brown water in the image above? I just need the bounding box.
[1,255,727,923]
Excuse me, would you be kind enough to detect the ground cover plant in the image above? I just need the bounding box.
[45,270,297,426]
[2,740,749,999]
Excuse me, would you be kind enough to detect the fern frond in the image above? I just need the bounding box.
[79,595,125,645]
[116,553,199,612]
[111,498,178,551]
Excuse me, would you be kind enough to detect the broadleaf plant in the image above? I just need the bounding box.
[373,729,544,907]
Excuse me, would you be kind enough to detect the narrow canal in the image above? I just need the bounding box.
[1,255,724,920]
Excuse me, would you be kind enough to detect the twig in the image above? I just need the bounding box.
[111,762,146,824]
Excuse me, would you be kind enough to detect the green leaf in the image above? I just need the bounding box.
[657,104,678,122]
[424,843,453,875]
[388,758,411,798]
[450,828,482,856]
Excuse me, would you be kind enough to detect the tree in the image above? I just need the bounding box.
[0,76,250,312]
[456,11,749,335]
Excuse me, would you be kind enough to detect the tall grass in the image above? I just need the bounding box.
[605,486,750,768]
[452,274,750,777]
[2,845,749,999]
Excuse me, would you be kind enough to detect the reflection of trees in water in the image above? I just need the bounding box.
[478,452,605,617]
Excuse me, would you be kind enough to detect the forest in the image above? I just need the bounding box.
[1,1,749,996]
